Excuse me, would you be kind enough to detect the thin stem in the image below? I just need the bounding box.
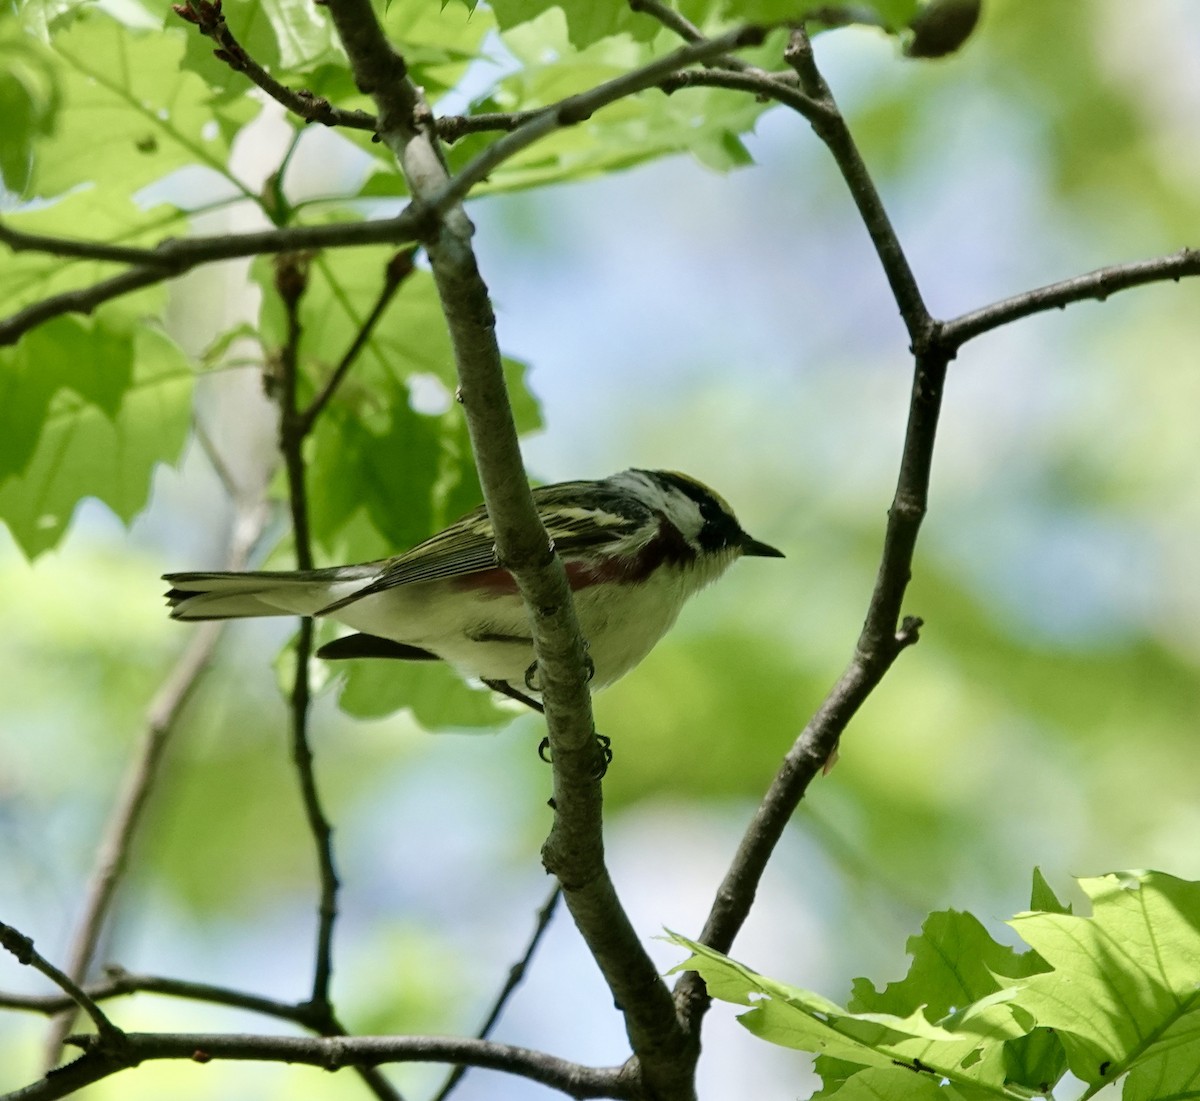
[40,498,268,1069]
[431,886,562,1101]
[628,0,759,72]
[942,247,1200,349]
[657,66,828,123]
[317,3,759,1096]
[271,254,340,1016]
[0,213,421,347]
[173,1,378,132]
[429,25,768,213]
[783,27,933,348]
[299,247,419,434]
[0,924,125,1052]
[674,23,938,1040]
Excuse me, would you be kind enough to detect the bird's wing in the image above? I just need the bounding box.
[319,481,648,613]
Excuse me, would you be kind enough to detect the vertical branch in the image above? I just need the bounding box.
[271,255,415,1101]
[271,253,338,1016]
[671,27,950,1044]
[317,3,701,1096]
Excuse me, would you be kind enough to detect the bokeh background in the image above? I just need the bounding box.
[3,1,1199,1097]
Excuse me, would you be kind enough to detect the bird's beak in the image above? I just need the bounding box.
[741,534,784,558]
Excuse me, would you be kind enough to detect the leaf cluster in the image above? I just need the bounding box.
[673,870,1200,1100]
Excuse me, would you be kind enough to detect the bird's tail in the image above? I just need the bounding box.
[163,567,375,621]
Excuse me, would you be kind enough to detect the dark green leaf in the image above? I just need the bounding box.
[0,324,192,558]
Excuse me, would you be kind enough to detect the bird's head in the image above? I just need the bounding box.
[616,469,784,562]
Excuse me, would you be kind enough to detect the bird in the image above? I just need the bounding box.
[164,468,783,705]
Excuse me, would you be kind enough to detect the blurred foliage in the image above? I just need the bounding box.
[2,0,1199,1098]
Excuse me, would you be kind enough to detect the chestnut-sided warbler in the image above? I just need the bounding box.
[165,469,782,701]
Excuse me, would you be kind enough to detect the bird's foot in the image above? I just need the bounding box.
[538,733,612,780]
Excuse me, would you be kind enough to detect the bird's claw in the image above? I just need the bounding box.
[537,733,612,779]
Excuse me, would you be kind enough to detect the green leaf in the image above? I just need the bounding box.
[252,249,538,567]
[814,1065,948,1100]
[307,398,443,555]
[0,315,134,483]
[1009,872,1200,1087]
[29,10,259,200]
[851,910,1049,1022]
[666,933,984,1075]
[713,0,917,26]
[0,188,187,320]
[840,910,1044,1091]
[334,657,511,730]
[0,323,192,558]
[489,0,649,49]
[0,30,61,192]
[440,10,775,194]
[1029,866,1071,915]
[1121,997,1200,1101]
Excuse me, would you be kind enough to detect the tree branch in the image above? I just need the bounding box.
[0,214,422,347]
[315,3,767,1097]
[431,885,562,1101]
[2,967,317,1024]
[271,254,340,1017]
[628,0,762,73]
[434,109,547,143]
[40,499,269,1069]
[298,246,419,434]
[941,247,1200,348]
[656,66,828,122]
[0,924,125,1054]
[2,1033,628,1101]
[428,25,768,213]
[670,23,940,1039]
[783,27,933,348]
[172,0,378,132]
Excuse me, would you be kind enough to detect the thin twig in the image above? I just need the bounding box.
[299,247,419,434]
[783,27,933,348]
[172,1,378,132]
[8,968,402,1101]
[656,66,828,121]
[0,225,177,265]
[4,967,314,1023]
[0,214,422,347]
[2,1032,627,1101]
[0,924,125,1051]
[941,247,1200,348]
[271,254,340,1018]
[40,498,269,1069]
[671,25,939,1039]
[268,258,400,1101]
[435,109,547,143]
[628,0,772,76]
[431,885,562,1101]
[428,25,769,213]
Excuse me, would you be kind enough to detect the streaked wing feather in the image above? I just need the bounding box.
[320,481,651,614]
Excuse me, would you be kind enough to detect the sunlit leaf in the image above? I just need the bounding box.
[1008,872,1200,1087]
[29,11,258,200]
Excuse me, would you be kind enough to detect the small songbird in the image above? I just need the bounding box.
[165,469,783,704]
